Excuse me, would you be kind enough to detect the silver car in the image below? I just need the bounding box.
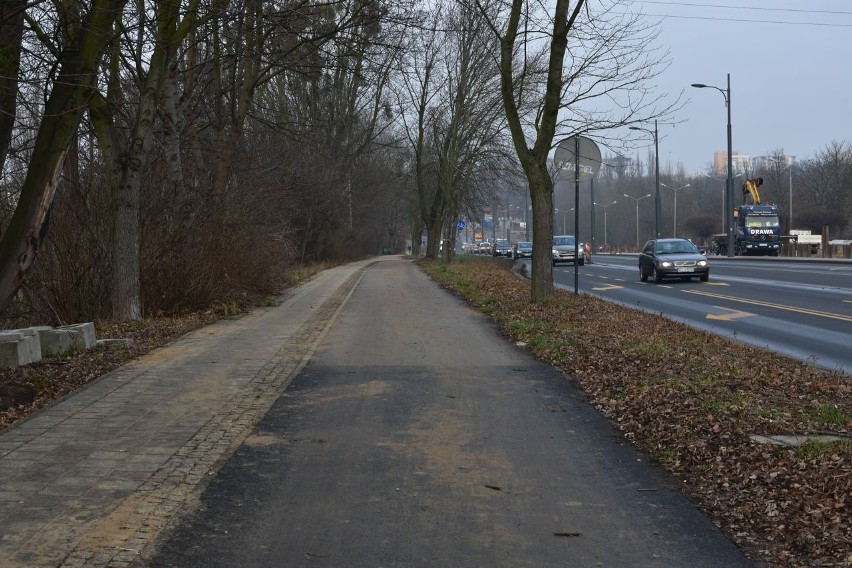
[552,235,585,266]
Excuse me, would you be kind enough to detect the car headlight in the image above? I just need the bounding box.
[698,260,708,267]
[552,249,558,255]
[660,261,672,268]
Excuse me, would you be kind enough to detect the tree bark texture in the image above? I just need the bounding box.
[211,0,263,197]
[0,0,126,312]
[0,0,24,172]
[93,0,195,321]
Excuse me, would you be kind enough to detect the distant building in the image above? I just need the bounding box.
[605,154,631,179]
[752,154,796,171]
[713,151,751,175]
[732,154,750,175]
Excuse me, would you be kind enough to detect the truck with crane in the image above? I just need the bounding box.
[712,177,782,256]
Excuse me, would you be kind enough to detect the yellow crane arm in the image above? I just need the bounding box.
[742,177,763,204]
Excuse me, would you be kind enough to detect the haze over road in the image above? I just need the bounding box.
[149,258,753,567]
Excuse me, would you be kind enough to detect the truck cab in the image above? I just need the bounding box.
[735,204,781,256]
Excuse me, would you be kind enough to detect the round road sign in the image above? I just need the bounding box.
[554,136,602,182]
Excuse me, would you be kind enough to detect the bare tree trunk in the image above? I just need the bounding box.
[0,0,126,311]
[159,66,184,185]
[495,0,584,301]
[528,169,555,299]
[210,0,262,196]
[112,171,142,319]
[0,0,24,172]
[90,0,197,320]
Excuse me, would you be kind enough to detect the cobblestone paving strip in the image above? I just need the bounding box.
[0,261,375,568]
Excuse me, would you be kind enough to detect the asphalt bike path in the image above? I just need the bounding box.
[144,258,756,567]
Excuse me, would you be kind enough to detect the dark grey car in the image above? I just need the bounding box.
[493,239,512,257]
[512,241,533,259]
[638,238,710,283]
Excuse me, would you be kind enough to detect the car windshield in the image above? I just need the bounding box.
[745,215,780,228]
[517,242,532,248]
[553,237,575,246]
[656,241,698,254]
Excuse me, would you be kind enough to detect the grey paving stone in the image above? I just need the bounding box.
[0,259,380,567]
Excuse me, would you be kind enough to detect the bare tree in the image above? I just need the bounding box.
[797,141,852,236]
[87,0,200,321]
[0,1,25,173]
[750,147,798,234]
[396,0,507,260]
[395,5,446,259]
[681,213,717,243]
[0,0,127,313]
[479,0,675,299]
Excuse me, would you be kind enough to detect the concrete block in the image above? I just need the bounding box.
[56,322,97,350]
[0,341,26,368]
[38,328,77,357]
[12,328,44,362]
[0,331,24,343]
[0,332,39,368]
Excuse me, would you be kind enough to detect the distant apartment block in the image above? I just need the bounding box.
[713,151,751,175]
[713,152,795,176]
[752,154,796,171]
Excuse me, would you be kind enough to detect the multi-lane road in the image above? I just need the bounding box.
[542,255,852,373]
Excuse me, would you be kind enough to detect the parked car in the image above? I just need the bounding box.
[493,239,512,257]
[552,235,585,266]
[512,241,533,259]
[478,241,492,255]
[462,242,478,254]
[638,238,710,283]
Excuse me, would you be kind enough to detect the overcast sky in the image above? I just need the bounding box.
[622,0,852,174]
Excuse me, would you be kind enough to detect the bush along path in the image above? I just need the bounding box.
[420,257,850,568]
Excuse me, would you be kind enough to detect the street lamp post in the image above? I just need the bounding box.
[623,193,651,249]
[629,121,661,238]
[692,74,734,257]
[788,167,793,231]
[661,183,691,237]
[775,158,794,232]
[554,208,573,234]
[594,201,617,250]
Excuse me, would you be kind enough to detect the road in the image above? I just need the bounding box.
[146,259,754,567]
[546,255,852,373]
